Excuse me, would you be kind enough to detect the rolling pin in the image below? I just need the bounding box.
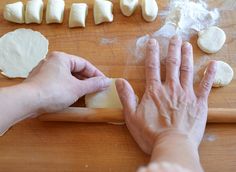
[38,107,236,123]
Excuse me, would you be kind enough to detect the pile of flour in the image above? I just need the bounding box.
[135,0,220,61]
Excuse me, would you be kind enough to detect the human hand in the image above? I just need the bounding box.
[137,162,191,172]
[116,36,217,154]
[24,51,110,113]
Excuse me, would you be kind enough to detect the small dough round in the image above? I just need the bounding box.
[211,61,234,87]
[0,29,49,78]
[120,0,138,17]
[197,26,226,54]
[69,3,88,28]
[94,0,113,25]
[3,1,24,24]
[85,79,122,109]
[25,0,44,24]
[46,0,65,24]
[141,0,158,22]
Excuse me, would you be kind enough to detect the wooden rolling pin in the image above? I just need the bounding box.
[38,107,236,123]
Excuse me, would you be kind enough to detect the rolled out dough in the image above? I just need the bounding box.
[197,26,226,54]
[212,61,234,87]
[85,79,123,109]
[0,29,49,78]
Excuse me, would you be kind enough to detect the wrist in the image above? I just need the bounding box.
[151,130,200,163]
[18,82,43,115]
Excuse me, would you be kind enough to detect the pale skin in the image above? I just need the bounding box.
[0,35,216,172]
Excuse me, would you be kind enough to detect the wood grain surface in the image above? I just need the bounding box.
[0,0,236,171]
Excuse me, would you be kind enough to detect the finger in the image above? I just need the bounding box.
[196,61,217,100]
[79,76,111,95]
[116,78,137,116]
[145,39,161,86]
[180,42,194,90]
[53,52,105,77]
[166,35,182,83]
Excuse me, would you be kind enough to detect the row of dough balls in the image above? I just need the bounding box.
[4,0,158,28]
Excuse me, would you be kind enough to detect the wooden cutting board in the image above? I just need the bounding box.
[0,0,236,171]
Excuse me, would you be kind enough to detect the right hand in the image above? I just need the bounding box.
[116,36,217,154]
[24,51,110,113]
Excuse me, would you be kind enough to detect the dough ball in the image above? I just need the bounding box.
[211,61,234,87]
[4,1,24,24]
[120,0,138,17]
[141,0,158,22]
[197,26,226,54]
[46,0,65,24]
[69,3,88,28]
[0,29,49,78]
[94,0,113,25]
[85,79,122,109]
[25,0,44,24]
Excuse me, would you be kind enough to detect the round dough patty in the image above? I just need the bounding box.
[197,26,226,54]
[0,28,49,78]
[212,61,234,87]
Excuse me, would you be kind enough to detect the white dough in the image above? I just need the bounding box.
[120,0,138,17]
[94,0,113,25]
[85,79,123,109]
[0,29,49,78]
[141,0,158,22]
[46,0,65,24]
[69,3,88,28]
[197,26,226,54]
[3,1,24,24]
[211,61,234,87]
[25,0,44,24]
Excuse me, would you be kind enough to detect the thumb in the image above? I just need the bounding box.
[80,76,111,95]
[116,79,137,116]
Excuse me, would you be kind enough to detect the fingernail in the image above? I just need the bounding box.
[183,41,191,47]
[148,39,157,46]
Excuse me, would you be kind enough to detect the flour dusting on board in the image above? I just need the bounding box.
[135,0,220,61]
[100,37,117,45]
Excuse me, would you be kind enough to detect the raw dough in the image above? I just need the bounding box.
[94,0,113,25]
[69,3,88,28]
[197,26,226,54]
[120,0,138,17]
[46,0,65,24]
[0,29,49,78]
[25,0,44,24]
[85,79,122,109]
[211,61,234,87]
[141,0,158,22]
[3,1,24,24]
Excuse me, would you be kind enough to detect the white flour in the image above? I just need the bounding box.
[135,0,220,61]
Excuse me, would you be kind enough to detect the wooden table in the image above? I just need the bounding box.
[0,0,236,171]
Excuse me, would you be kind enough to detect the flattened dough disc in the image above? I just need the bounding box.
[0,28,49,78]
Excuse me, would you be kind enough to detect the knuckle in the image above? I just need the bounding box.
[180,64,193,73]
[166,57,180,66]
[202,80,212,91]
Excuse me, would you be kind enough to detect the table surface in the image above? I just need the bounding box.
[0,0,236,171]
